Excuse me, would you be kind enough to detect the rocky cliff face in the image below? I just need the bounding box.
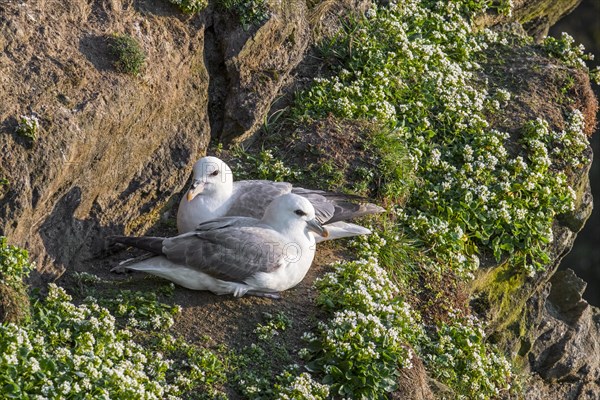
[1,0,211,277]
[1,0,599,397]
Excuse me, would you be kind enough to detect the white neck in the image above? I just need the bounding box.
[177,186,233,233]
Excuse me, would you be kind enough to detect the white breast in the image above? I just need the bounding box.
[177,195,231,233]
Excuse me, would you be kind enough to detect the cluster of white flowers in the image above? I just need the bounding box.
[274,373,330,400]
[402,105,586,275]
[0,284,226,399]
[550,109,589,168]
[316,258,398,312]
[300,256,422,395]
[0,285,181,398]
[16,114,39,139]
[298,0,591,278]
[423,312,513,399]
[546,32,589,69]
[542,32,600,83]
[108,291,178,331]
[253,312,291,341]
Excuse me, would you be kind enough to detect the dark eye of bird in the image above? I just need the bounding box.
[295,209,306,217]
[210,170,219,176]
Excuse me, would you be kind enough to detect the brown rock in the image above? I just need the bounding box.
[0,1,209,277]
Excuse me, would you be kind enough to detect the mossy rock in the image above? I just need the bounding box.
[470,263,529,345]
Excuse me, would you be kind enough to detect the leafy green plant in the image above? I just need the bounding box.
[109,33,146,76]
[302,257,422,399]
[152,335,227,399]
[167,0,208,14]
[16,114,39,141]
[492,0,514,17]
[272,367,330,400]
[254,312,292,341]
[217,0,270,30]
[230,147,301,182]
[310,159,346,191]
[0,237,35,290]
[543,32,600,84]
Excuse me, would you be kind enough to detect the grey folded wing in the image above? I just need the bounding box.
[291,187,383,224]
[226,180,292,219]
[162,226,287,282]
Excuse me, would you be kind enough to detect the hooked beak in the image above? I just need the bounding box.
[186,180,205,202]
[306,219,328,238]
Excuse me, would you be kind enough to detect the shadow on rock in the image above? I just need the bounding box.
[39,186,124,276]
[79,34,113,72]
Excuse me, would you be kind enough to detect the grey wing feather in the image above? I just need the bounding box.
[226,181,292,219]
[291,187,385,224]
[162,226,286,282]
[194,216,259,231]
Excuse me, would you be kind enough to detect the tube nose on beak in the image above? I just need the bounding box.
[306,218,328,238]
[186,180,205,202]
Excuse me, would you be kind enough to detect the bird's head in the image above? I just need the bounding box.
[186,156,233,201]
[263,193,328,238]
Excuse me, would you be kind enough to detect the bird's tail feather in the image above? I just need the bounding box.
[316,221,372,243]
[108,235,165,255]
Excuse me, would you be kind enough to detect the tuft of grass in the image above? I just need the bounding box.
[108,33,146,77]
[367,125,416,203]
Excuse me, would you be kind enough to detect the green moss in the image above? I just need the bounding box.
[470,262,529,346]
[108,33,146,77]
[124,205,163,235]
